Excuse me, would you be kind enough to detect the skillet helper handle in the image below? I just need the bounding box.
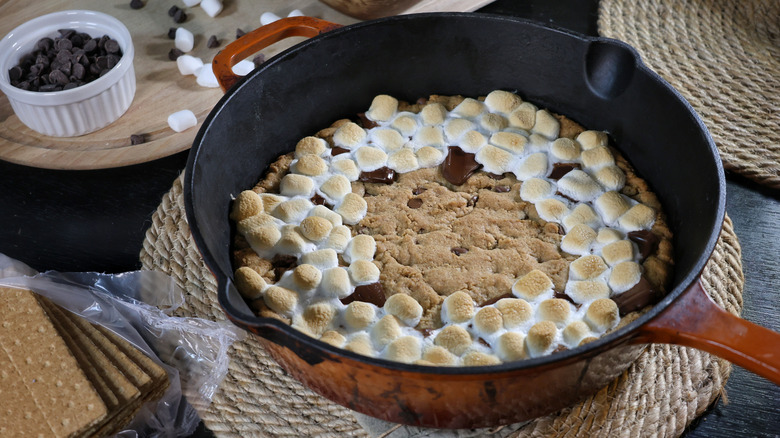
[212,16,343,92]
[635,280,780,384]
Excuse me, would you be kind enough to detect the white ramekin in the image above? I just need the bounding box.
[0,10,136,137]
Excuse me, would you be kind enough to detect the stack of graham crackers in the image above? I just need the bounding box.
[0,287,169,437]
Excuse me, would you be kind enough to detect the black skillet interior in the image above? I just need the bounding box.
[184,12,725,369]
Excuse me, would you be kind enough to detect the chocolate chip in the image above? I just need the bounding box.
[441,146,482,185]
[69,34,84,47]
[486,172,505,180]
[330,146,350,156]
[8,66,22,82]
[173,9,187,23]
[340,282,386,307]
[478,338,490,347]
[252,54,266,67]
[412,187,427,195]
[553,291,577,305]
[356,112,379,129]
[168,5,180,16]
[168,48,184,60]
[628,230,660,260]
[129,0,144,9]
[451,247,468,256]
[38,83,57,92]
[493,185,511,193]
[48,69,68,85]
[612,276,663,316]
[36,37,53,52]
[359,167,397,184]
[62,82,78,90]
[236,28,246,39]
[83,38,97,53]
[55,38,72,52]
[549,162,582,179]
[407,198,423,209]
[467,195,479,207]
[104,39,120,54]
[310,194,328,206]
[167,27,177,40]
[58,29,75,39]
[207,35,220,48]
[130,134,145,145]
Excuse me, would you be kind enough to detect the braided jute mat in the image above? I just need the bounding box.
[598,0,780,189]
[140,174,744,437]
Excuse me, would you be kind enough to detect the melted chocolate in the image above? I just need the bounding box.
[412,187,427,195]
[555,191,577,203]
[359,166,396,184]
[420,328,434,338]
[612,276,663,316]
[310,194,328,206]
[356,112,379,129]
[441,146,482,185]
[407,198,423,209]
[467,195,479,207]
[553,291,577,305]
[478,338,490,347]
[330,146,350,156]
[451,247,469,256]
[271,254,298,280]
[486,172,506,180]
[549,162,582,180]
[493,185,511,193]
[480,293,513,307]
[628,230,660,260]
[340,282,386,307]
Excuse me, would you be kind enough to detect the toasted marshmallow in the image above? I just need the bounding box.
[569,255,609,280]
[495,298,533,328]
[259,193,284,213]
[609,261,642,293]
[594,165,626,191]
[335,193,368,225]
[414,126,445,148]
[294,154,328,177]
[562,204,602,231]
[550,138,581,161]
[474,306,503,335]
[273,198,314,223]
[565,280,611,303]
[514,152,548,180]
[291,264,322,290]
[452,98,486,118]
[581,146,615,170]
[319,174,351,201]
[557,170,604,202]
[344,333,374,357]
[308,205,343,227]
[323,225,352,251]
[276,225,310,255]
[416,146,445,168]
[485,90,523,114]
[584,299,619,332]
[496,332,526,361]
[280,174,315,197]
[520,178,556,203]
[476,144,514,174]
[459,130,488,153]
[333,122,367,149]
[230,190,263,221]
[512,269,554,301]
[508,102,537,130]
[421,103,447,125]
[490,131,527,154]
[330,157,361,181]
[234,266,267,300]
[384,294,423,327]
[563,321,591,346]
[366,94,398,121]
[244,224,282,251]
[387,148,420,173]
[462,351,501,366]
[264,285,298,315]
[349,260,380,285]
[480,113,508,132]
[596,228,623,245]
[354,146,388,171]
[434,325,472,355]
[385,336,422,363]
[344,301,377,330]
[298,302,336,336]
[618,204,655,232]
[391,113,419,137]
[526,321,558,357]
[295,136,328,157]
[370,128,405,152]
[594,191,632,225]
[535,198,570,223]
[344,234,377,263]
[602,240,634,266]
[442,291,476,323]
[237,212,277,235]
[532,110,560,140]
[527,133,549,153]
[560,224,597,256]
[537,298,571,326]
[301,248,339,270]
[320,330,347,348]
[371,315,402,348]
[444,118,476,142]
[422,346,458,365]
[321,267,351,298]
[576,130,608,150]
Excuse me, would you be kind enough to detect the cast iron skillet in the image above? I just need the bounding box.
[185,14,780,428]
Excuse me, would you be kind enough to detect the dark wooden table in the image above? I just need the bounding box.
[1,1,777,436]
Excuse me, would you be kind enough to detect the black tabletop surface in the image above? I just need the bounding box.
[1,1,777,436]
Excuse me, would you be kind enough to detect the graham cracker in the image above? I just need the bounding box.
[0,346,52,437]
[94,325,169,398]
[0,287,107,437]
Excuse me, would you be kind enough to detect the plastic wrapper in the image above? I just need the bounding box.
[0,253,244,437]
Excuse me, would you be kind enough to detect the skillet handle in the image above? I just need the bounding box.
[634,279,780,384]
[212,16,343,92]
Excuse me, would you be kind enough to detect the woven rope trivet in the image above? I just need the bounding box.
[598,0,780,189]
[140,174,744,437]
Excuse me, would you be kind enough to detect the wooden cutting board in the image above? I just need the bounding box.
[0,0,491,170]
